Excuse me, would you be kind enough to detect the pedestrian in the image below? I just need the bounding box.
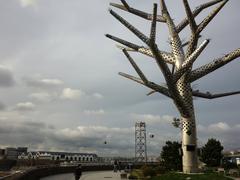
[113,160,117,172]
[118,161,121,172]
[128,163,132,173]
[74,164,82,180]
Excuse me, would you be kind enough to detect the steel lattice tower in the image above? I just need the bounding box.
[135,122,147,162]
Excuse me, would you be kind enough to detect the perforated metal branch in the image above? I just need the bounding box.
[181,35,202,48]
[193,90,240,99]
[186,33,199,58]
[146,90,157,96]
[118,72,171,98]
[149,3,157,45]
[182,0,197,33]
[197,0,228,34]
[137,47,175,64]
[110,1,166,22]
[122,49,148,83]
[176,0,226,33]
[160,0,184,68]
[118,72,144,85]
[105,34,140,51]
[107,0,238,106]
[185,0,227,57]
[105,34,175,64]
[116,45,136,52]
[190,48,240,82]
[150,44,190,116]
[120,0,130,10]
[109,9,151,45]
[174,39,210,82]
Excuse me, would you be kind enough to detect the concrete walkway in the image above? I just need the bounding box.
[41,171,125,180]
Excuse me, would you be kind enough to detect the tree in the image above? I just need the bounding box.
[201,138,223,167]
[172,117,181,128]
[160,141,182,171]
[106,0,240,173]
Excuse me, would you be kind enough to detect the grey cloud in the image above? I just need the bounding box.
[131,113,173,125]
[23,121,47,129]
[0,116,181,155]
[0,66,15,87]
[0,102,6,111]
[15,102,35,111]
[198,122,240,150]
[23,77,64,89]
[0,120,48,146]
[83,109,105,116]
[0,120,136,155]
[29,92,53,102]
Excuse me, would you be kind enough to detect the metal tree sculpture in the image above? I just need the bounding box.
[106,0,240,173]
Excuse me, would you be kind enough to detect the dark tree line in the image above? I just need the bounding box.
[200,138,223,167]
[160,138,223,170]
[160,141,182,171]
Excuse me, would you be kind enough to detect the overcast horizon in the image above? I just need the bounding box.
[0,0,239,157]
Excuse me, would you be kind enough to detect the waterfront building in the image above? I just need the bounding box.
[18,151,98,162]
[3,147,28,160]
[5,148,18,160]
[0,149,5,160]
[223,150,240,166]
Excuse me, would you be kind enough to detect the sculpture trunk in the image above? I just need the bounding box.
[176,75,198,173]
[182,116,198,173]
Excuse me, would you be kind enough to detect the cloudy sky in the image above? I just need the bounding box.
[0,0,239,157]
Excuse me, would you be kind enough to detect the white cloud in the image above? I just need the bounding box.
[16,102,35,111]
[19,0,37,7]
[197,124,205,132]
[41,79,63,86]
[29,92,52,102]
[198,122,232,134]
[60,88,84,100]
[76,126,133,136]
[53,125,132,141]
[84,109,105,116]
[92,93,104,99]
[208,122,231,132]
[0,119,135,155]
[197,122,240,150]
[24,77,64,88]
[131,113,173,124]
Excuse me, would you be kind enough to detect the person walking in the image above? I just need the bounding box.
[113,160,117,172]
[74,164,82,180]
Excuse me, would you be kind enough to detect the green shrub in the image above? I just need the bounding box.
[222,161,238,170]
[141,165,156,177]
[154,165,167,174]
[128,174,138,179]
[203,167,214,173]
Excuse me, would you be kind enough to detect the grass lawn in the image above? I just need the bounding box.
[130,169,144,178]
[0,171,11,177]
[150,172,232,180]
